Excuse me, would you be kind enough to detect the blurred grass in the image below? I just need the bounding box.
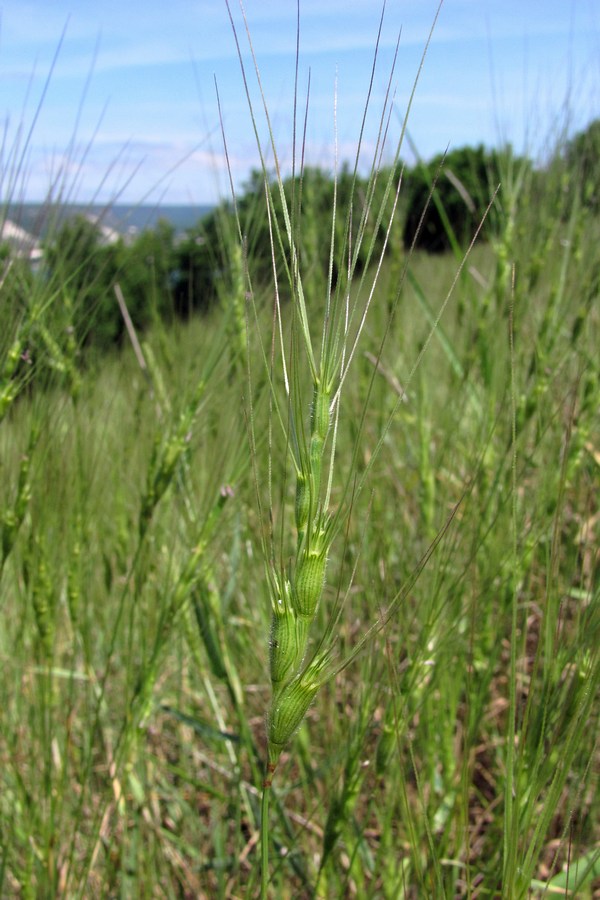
[1,138,599,900]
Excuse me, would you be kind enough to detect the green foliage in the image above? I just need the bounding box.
[563,117,600,210]
[1,47,599,900]
[172,207,227,316]
[403,144,522,252]
[41,214,179,353]
[43,214,122,347]
[116,219,178,327]
[204,164,397,301]
[0,184,598,896]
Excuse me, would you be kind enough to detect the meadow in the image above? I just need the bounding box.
[1,10,599,899]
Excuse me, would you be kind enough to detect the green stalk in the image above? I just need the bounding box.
[260,773,272,899]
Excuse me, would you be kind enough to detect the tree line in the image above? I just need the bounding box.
[1,120,598,366]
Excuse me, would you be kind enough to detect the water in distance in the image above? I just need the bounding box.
[3,203,213,240]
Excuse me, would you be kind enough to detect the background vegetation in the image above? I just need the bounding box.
[0,79,598,898]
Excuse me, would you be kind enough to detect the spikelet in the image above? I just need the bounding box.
[1,336,23,382]
[269,591,310,687]
[0,337,25,422]
[292,546,327,619]
[37,323,67,376]
[141,340,170,411]
[139,382,204,536]
[267,670,321,764]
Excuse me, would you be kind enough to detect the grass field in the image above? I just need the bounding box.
[1,10,599,899]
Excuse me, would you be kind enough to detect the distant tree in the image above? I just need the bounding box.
[0,252,34,336]
[222,165,387,298]
[44,215,122,348]
[116,219,178,327]
[171,169,341,314]
[172,206,232,317]
[564,118,600,210]
[402,145,508,253]
[44,215,181,351]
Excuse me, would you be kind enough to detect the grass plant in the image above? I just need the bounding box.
[0,2,598,897]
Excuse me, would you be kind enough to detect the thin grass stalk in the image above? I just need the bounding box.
[503,270,520,888]
[260,762,272,899]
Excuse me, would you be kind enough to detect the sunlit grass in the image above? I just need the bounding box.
[0,4,599,897]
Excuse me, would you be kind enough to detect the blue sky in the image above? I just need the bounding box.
[1,0,598,205]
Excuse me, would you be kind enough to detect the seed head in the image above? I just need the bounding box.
[269,601,309,686]
[293,547,327,618]
[295,470,310,534]
[267,671,321,759]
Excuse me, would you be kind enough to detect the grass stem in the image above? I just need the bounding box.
[260,773,273,899]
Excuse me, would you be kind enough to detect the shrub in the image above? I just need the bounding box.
[403,144,518,252]
[563,117,600,210]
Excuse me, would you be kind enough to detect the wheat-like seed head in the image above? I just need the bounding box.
[292,545,328,619]
[269,578,310,687]
[267,671,321,764]
[294,470,311,535]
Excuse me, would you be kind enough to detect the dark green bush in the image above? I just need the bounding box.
[403,145,509,253]
[563,118,600,210]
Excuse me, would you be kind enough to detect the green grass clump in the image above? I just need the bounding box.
[0,4,598,898]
